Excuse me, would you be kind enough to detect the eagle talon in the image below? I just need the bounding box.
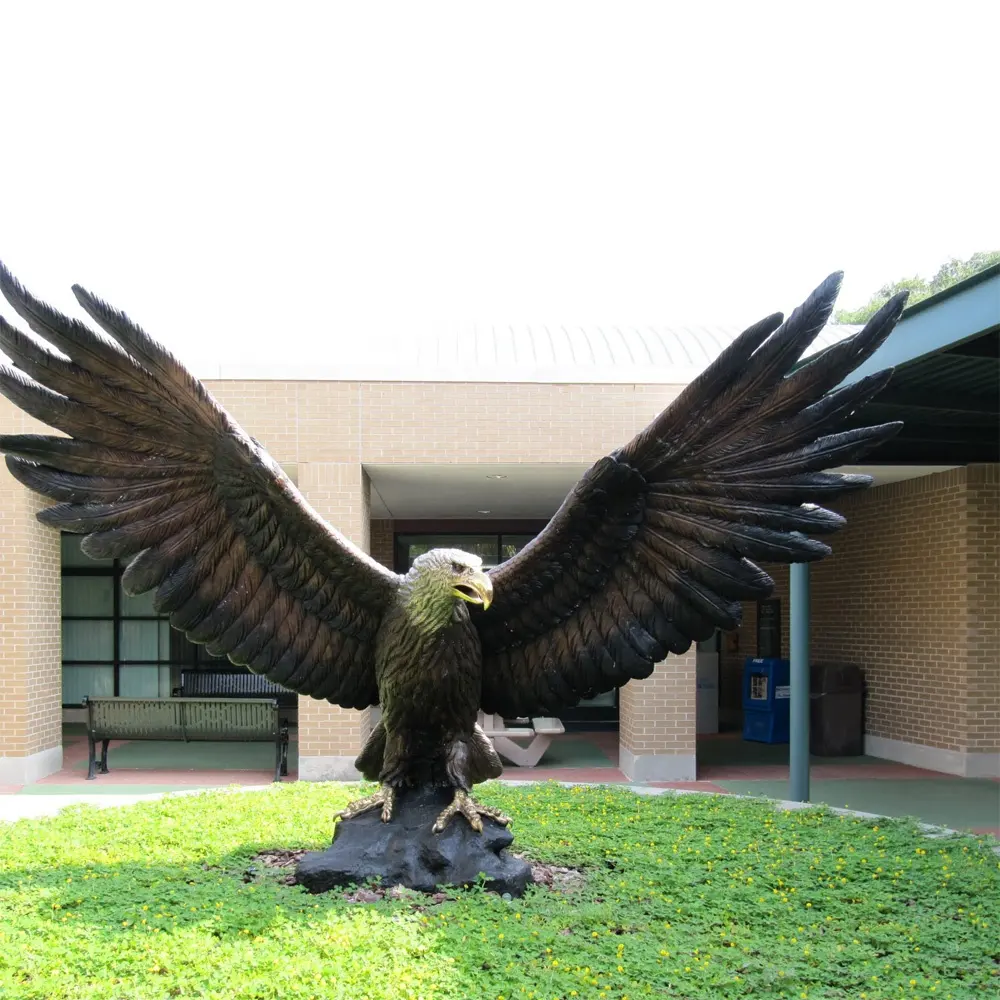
[335,786,396,823]
[432,789,511,833]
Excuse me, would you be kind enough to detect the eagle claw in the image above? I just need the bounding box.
[334,786,396,823]
[432,788,511,833]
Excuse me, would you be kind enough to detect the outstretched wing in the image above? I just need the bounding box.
[476,273,905,717]
[0,264,399,709]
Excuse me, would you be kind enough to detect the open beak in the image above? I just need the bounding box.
[452,571,493,610]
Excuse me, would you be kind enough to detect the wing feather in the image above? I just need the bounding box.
[477,274,905,716]
[0,263,399,707]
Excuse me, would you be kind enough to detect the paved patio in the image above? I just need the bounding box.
[2,726,996,837]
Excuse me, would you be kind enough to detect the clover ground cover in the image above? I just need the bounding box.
[1,782,996,999]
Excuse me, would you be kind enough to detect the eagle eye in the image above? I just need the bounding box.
[450,561,464,574]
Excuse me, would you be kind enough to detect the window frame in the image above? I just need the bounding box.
[60,535,223,707]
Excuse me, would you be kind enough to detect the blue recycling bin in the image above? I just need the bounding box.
[742,657,791,744]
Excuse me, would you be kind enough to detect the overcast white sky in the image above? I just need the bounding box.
[0,1,997,374]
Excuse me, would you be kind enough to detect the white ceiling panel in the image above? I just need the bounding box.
[365,463,959,520]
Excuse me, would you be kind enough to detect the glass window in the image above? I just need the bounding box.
[500,534,534,562]
[395,532,537,572]
[576,691,616,708]
[62,665,114,705]
[120,620,172,661]
[118,665,164,698]
[120,583,159,617]
[63,620,114,661]
[60,532,242,706]
[62,576,114,617]
[61,533,112,568]
[396,534,500,572]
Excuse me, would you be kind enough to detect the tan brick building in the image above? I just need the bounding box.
[1,270,997,783]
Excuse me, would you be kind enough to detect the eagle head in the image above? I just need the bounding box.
[402,548,494,632]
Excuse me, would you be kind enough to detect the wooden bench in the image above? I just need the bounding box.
[173,670,297,710]
[83,696,289,782]
[478,712,566,767]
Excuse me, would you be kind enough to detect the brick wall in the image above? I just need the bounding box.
[370,520,395,570]
[722,466,999,758]
[0,399,63,773]
[810,470,970,752]
[619,648,697,779]
[619,653,696,755]
[0,464,61,761]
[202,379,683,466]
[965,465,999,755]
[295,463,372,764]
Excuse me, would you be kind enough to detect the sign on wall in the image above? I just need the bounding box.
[757,599,782,659]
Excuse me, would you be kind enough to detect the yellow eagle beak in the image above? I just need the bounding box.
[452,571,493,610]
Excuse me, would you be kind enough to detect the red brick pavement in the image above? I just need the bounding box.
[0,727,981,793]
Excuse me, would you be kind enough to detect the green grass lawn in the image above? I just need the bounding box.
[1,783,997,999]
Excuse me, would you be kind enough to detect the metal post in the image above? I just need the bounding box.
[789,562,811,801]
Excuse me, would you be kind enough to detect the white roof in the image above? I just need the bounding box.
[199,322,860,384]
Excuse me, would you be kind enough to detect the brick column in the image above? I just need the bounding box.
[369,519,395,570]
[618,647,697,781]
[0,465,62,784]
[296,463,373,781]
[965,464,999,777]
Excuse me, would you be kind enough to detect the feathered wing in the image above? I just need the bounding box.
[0,264,399,709]
[477,273,906,717]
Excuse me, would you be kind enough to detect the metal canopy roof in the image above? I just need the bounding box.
[205,321,859,384]
[846,265,999,465]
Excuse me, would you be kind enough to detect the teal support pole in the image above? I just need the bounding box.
[789,562,811,802]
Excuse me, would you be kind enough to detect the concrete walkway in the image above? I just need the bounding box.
[3,728,996,837]
[0,792,175,822]
[0,784,275,822]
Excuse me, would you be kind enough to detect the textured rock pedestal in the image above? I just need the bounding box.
[295,785,533,897]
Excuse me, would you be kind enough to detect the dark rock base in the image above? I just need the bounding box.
[295,785,532,897]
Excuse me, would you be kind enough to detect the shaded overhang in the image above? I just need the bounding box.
[839,265,999,465]
[366,463,959,520]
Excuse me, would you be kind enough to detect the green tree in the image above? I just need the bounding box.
[834,250,1000,324]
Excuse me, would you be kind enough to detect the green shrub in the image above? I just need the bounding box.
[1,782,996,999]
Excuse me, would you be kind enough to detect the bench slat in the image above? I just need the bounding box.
[83,697,289,783]
[85,697,280,741]
[530,717,565,735]
[176,671,296,708]
[482,727,534,739]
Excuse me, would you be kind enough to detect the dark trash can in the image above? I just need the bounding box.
[809,663,864,757]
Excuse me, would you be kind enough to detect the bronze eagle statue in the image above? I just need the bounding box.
[0,263,905,832]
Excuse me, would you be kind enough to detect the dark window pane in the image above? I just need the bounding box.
[396,534,499,572]
[62,665,114,704]
[61,533,112,568]
[62,576,114,616]
[500,534,535,562]
[120,584,158,617]
[120,620,171,661]
[63,620,114,661]
[119,664,165,698]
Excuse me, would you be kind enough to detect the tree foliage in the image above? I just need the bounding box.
[834,250,1000,324]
